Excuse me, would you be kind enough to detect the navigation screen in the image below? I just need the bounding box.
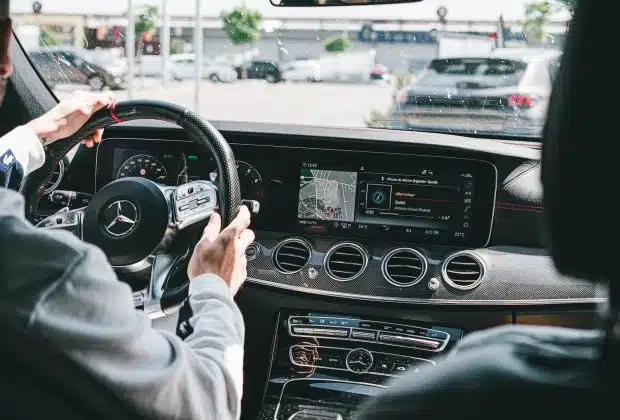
[296,158,494,246]
[298,169,357,222]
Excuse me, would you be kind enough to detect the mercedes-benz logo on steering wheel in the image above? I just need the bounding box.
[102,200,139,237]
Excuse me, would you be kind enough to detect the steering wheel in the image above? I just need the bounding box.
[20,100,242,317]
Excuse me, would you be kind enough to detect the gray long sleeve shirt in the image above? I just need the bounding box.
[0,127,245,420]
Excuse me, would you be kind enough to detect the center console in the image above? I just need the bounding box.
[257,310,463,420]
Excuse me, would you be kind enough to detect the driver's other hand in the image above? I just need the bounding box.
[26,90,115,148]
[187,206,255,295]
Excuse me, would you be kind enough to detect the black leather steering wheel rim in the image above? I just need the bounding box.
[20,100,242,227]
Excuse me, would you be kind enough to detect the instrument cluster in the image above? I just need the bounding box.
[100,143,263,201]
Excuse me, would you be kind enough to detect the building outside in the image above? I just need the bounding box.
[12,10,568,74]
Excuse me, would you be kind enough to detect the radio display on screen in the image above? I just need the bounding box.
[296,157,495,246]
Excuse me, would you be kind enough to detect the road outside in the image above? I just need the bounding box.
[53,79,394,128]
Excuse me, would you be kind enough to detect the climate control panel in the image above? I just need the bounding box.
[288,315,451,352]
[259,310,463,420]
[290,344,435,377]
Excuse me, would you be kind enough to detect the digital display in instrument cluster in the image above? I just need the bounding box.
[297,157,495,246]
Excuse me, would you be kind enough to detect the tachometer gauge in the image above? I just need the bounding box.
[207,160,263,199]
[237,161,263,199]
[116,154,168,183]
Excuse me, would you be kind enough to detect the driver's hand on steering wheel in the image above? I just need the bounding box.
[187,205,255,295]
[26,90,115,148]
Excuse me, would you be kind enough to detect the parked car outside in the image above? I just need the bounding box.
[170,54,237,83]
[370,64,391,83]
[282,60,321,82]
[239,59,283,83]
[28,47,125,90]
[390,48,562,136]
[80,48,127,79]
[134,55,183,81]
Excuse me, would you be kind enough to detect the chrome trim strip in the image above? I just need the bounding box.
[247,277,604,306]
[273,237,312,275]
[324,242,369,282]
[381,247,428,288]
[441,251,485,291]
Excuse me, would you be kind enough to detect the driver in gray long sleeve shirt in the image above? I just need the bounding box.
[0,3,251,419]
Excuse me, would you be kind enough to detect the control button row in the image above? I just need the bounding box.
[289,344,434,377]
[288,316,448,351]
[289,316,449,342]
[291,326,349,338]
[378,332,441,349]
[176,184,207,199]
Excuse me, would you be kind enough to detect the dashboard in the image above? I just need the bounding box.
[74,125,602,306]
[96,138,496,248]
[50,122,600,420]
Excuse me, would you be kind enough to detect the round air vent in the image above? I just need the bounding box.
[43,159,65,195]
[324,243,368,282]
[381,248,427,287]
[442,251,484,290]
[273,238,311,274]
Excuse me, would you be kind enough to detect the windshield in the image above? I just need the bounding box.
[13,0,573,139]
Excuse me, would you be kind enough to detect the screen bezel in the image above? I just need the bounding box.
[96,138,497,248]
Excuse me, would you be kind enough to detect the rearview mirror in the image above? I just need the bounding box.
[271,0,422,6]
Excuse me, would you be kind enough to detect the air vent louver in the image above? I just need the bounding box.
[274,239,311,274]
[382,248,427,287]
[442,252,484,290]
[325,243,368,281]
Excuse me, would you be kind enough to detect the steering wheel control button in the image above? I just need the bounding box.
[132,291,145,308]
[174,181,218,227]
[245,243,260,261]
[36,209,82,236]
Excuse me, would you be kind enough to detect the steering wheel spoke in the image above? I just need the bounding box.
[143,250,189,318]
[168,180,218,230]
[35,207,85,238]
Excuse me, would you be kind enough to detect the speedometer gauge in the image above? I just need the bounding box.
[116,154,168,183]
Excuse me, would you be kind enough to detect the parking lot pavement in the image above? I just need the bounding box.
[53,79,394,128]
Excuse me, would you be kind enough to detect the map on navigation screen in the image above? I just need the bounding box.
[298,168,358,222]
